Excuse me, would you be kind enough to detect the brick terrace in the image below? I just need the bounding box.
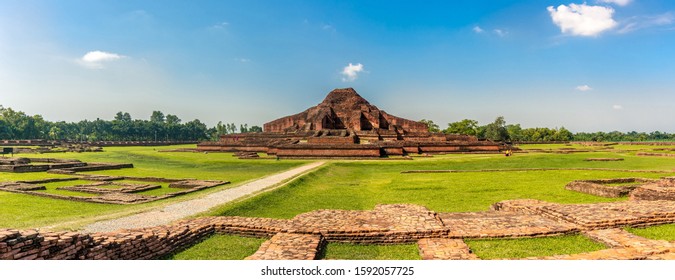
[2,199,675,260]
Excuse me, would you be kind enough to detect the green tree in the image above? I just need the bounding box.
[419,119,440,133]
[484,116,509,141]
[444,119,479,135]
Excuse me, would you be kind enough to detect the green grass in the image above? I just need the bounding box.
[3,143,675,259]
[465,235,608,259]
[164,234,266,260]
[0,145,310,229]
[211,152,675,218]
[625,224,675,241]
[320,243,421,260]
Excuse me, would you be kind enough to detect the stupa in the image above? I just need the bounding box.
[197,88,507,158]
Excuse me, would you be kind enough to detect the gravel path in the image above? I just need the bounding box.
[82,161,325,233]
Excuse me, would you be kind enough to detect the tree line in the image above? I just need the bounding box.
[420,117,675,142]
[0,105,261,141]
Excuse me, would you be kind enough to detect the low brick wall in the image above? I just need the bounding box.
[631,184,675,201]
[636,152,675,157]
[275,144,382,158]
[565,181,636,198]
[492,199,675,230]
[584,158,624,161]
[0,221,213,260]
[2,201,675,260]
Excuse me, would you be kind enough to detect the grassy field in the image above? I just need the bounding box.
[2,143,675,259]
[211,152,675,218]
[0,145,308,229]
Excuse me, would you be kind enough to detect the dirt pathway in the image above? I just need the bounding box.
[81,161,325,233]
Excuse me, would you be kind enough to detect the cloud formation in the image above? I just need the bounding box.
[473,26,484,33]
[341,63,364,82]
[211,22,229,29]
[598,0,632,6]
[547,4,617,36]
[80,51,125,69]
[576,85,593,91]
[493,29,508,37]
[613,104,623,110]
[618,13,674,33]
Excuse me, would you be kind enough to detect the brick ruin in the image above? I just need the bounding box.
[198,88,508,158]
[0,157,132,173]
[565,177,675,200]
[2,199,675,260]
[0,157,229,204]
[0,175,229,205]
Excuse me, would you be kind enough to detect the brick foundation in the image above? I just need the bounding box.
[2,200,675,260]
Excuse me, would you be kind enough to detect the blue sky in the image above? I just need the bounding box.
[1,0,674,132]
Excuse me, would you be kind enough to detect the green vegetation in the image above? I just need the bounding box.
[165,235,266,260]
[320,243,421,260]
[0,145,308,229]
[212,152,675,218]
[0,105,260,141]
[626,224,675,241]
[466,235,607,259]
[2,144,675,259]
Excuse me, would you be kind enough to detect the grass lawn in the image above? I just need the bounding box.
[0,145,309,229]
[164,235,267,260]
[320,243,421,260]
[3,144,675,259]
[625,224,675,241]
[465,235,608,259]
[211,152,675,218]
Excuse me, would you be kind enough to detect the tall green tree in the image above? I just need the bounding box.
[444,119,479,135]
[484,116,509,141]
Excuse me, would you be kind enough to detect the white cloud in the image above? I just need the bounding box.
[341,63,364,82]
[234,58,250,63]
[211,22,229,29]
[493,28,508,37]
[322,24,335,31]
[613,104,623,110]
[547,4,618,36]
[79,51,125,69]
[576,85,593,91]
[473,26,484,33]
[598,0,632,6]
[618,13,674,33]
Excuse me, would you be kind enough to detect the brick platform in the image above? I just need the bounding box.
[0,177,229,205]
[245,233,325,260]
[417,238,479,260]
[523,229,675,260]
[2,200,675,260]
[492,199,675,230]
[440,211,579,238]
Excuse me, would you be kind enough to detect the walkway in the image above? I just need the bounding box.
[82,161,325,233]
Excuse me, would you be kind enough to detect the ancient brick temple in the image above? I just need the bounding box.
[198,88,507,158]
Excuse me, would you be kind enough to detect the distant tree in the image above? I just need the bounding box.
[444,119,479,136]
[226,123,237,134]
[150,111,165,123]
[484,116,509,141]
[506,124,523,141]
[240,124,249,133]
[419,119,440,133]
[249,125,263,133]
[114,112,132,122]
[553,127,573,141]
